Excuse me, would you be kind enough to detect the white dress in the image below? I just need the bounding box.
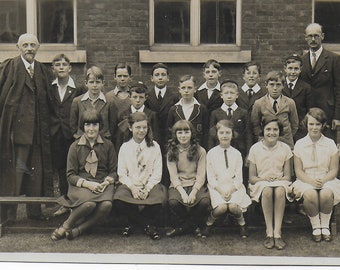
[207,145,251,211]
[292,134,340,205]
[248,140,293,202]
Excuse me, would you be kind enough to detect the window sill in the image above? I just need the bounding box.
[139,45,251,63]
[323,44,340,55]
[0,45,86,63]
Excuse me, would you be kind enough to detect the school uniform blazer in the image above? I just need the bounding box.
[70,93,111,140]
[145,87,179,149]
[167,103,209,149]
[301,49,340,123]
[236,87,267,114]
[208,107,252,156]
[195,88,223,116]
[49,81,85,139]
[251,95,299,148]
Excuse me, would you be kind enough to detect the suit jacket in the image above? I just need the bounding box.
[208,107,252,157]
[49,81,85,139]
[0,56,53,195]
[236,87,267,114]
[283,78,313,141]
[301,49,340,124]
[195,88,223,116]
[145,86,179,151]
[167,103,209,149]
[251,95,299,148]
[116,106,159,151]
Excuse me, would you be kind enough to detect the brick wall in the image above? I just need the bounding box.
[75,0,313,90]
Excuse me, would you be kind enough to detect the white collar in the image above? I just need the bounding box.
[113,86,130,96]
[304,134,328,147]
[310,46,323,59]
[78,134,104,145]
[52,77,76,88]
[130,138,147,150]
[267,94,282,104]
[155,86,166,96]
[81,91,106,102]
[198,81,221,91]
[241,83,261,93]
[286,78,298,88]
[175,97,200,106]
[221,102,238,112]
[131,105,145,113]
[21,55,34,70]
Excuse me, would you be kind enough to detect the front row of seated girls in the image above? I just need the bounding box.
[51,108,340,250]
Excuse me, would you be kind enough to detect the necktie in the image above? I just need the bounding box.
[157,90,163,103]
[136,145,145,172]
[311,52,317,69]
[224,149,229,169]
[84,150,98,178]
[288,83,293,96]
[227,108,232,119]
[273,100,278,113]
[247,88,254,98]
[311,143,317,163]
[28,65,34,78]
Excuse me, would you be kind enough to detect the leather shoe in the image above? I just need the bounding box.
[166,227,184,237]
[312,234,322,242]
[28,215,48,221]
[239,225,249,238]
[53,206,70,217]
[263,236,274,249]
[322,228,332,242]
[274,237,286,250]
[121,226,132,237]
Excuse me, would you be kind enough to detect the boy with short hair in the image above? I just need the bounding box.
[251,71,299,149]
[195,59,223,116]
[209,80,252,158]
[283,54,313,141]
[116,82,159,151]
[50,53,84,216]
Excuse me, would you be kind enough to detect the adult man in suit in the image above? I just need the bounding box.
[0,33,53,220]
[300,23,340,139]
[49,54,84,216]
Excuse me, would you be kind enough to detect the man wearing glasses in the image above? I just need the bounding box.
[301,23,340,140]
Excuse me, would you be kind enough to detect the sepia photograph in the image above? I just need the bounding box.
[0,0,340,268]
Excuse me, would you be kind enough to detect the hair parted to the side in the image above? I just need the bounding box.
[220,79,239,93]
[114,63,132,76]
[151,62,169,76]
[86,66,104,81]
[264,70,285,85]
[203,59,221,71]
[260,116,284,136]
[301,107,327,129]
[130,81,148,95]
[79,110,103,132]
[167,120,199,162]
[52,53,71,65]
[179,74,196,84]
[210,119,235,143]
[242,61,261,75]
[126,112,154,147]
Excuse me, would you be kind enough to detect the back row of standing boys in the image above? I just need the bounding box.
[51,53,340,249]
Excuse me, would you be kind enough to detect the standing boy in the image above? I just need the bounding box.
[251,71,299,149]
[283,54,313,141]
[195,59,223,117]
[49,54,84,215]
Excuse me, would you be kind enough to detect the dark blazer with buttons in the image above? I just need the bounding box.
[282,78,313,141]
[236,87,267,114]
[167,102,209,149]
[145,87,179,151]
[48,80,85,140]
[195,88,223,116]
[208,107,252,157]
[301,49,340,124]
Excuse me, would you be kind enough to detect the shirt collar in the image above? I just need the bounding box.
[286,78,298,88]
[175,97,200,106]
[260,140,280,150]
[78,134,104,145]
[52,77,76,88]
[130,138,147,150]
[310,46,323,59]
[267,94,282,103]
[113,86,130,96]
[131,105,145,113]
[155,86,166,96]
[198,81,221,91]
[304,134,328,147]
[241,83,261,93]
[81,91,106,102]
[21,55,34,70]
[221,102,238,112]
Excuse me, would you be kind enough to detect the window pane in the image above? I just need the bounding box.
[315,1,340,43]
[37,0,74,43]
[0,0,26,43]
[154,0,190,44]
[201,0,236,44]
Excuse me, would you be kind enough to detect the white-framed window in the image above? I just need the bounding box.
[141,0,249,63]
[313,0,340,43]
[0,0,77,44]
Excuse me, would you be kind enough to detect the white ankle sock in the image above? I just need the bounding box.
[236,215,245,226]
[320,212,332,229]
[308,214,321,230]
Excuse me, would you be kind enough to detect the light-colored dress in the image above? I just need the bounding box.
[207,145,251,211]
[248,140,293,202]
[292,134,340,205]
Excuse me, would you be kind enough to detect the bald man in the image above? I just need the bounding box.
[0,33,53,220]
[300,23,340,139]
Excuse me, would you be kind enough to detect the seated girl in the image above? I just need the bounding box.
[113,112,165,240]
[292,108,340,242]
[51,110,118,240]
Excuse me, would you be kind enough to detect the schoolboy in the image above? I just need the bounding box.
[116,82,159,151]
[237,62,267,114]
[251,71,299,149]
[195,59,223,116]
[283,54,313,141]
[50,54,84,216]
[70,66,112,140]
[208,80,252,159]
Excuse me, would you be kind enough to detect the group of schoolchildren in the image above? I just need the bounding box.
[49,54,340,251]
